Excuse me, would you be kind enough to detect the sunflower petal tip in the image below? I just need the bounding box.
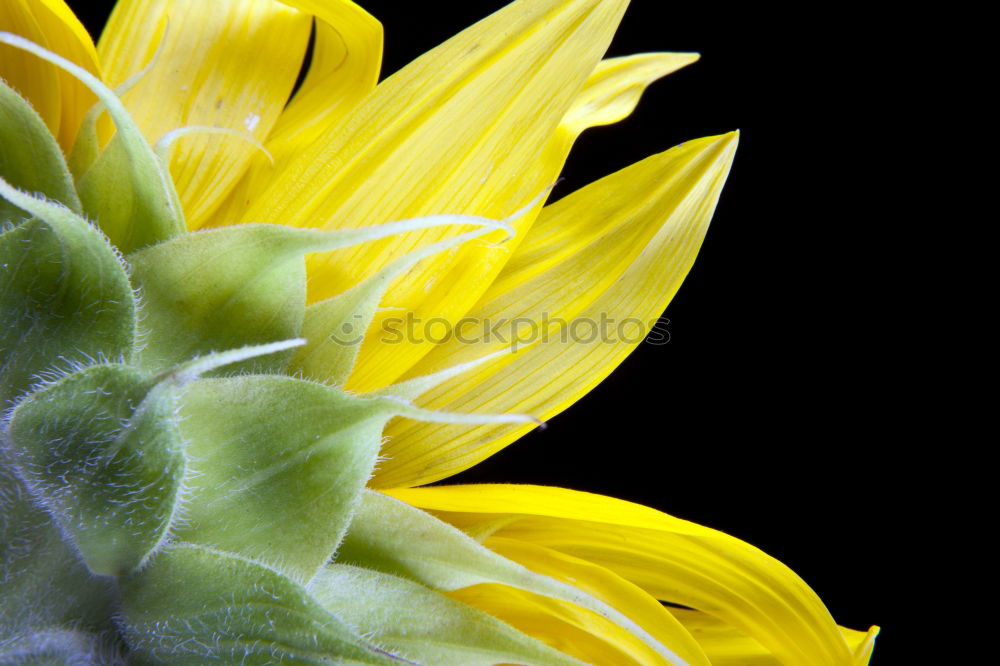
[711,130,740,153]
[853,625,880,665]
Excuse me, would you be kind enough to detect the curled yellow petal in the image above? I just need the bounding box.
[0,0,99,149]
[371,132,736,488]
[553,52,698,154]
[97,0,312,227]
[214,0,383,226]
[388,485,867,666]
[260,0,382,152]
[482,536,712,666]
[217,0,632,394]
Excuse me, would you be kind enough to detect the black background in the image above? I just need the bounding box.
[69,2,909,663]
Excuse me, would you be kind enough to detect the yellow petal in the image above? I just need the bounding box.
[483,536,711,666]
[0,0,99,149]
[371,132,736,488]
[552,52,698,156]
[668,609,880,666]
[1,2,58,136]
[387,485,861,666]
[342,51,694,394]
[449,583,666,665]
[214,1,383,225]
[215,0,631,394]
[260,0,381,152]
[97,0,312,228]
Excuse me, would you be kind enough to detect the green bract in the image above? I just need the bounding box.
[7,363,184,577]
[0,46,624,665]
[0,81,81,222]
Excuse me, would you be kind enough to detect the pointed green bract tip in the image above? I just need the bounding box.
[0,31,185,253]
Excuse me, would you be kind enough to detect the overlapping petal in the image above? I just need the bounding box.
[249,0,382,157]
[387,485,876,666]
[214,0,632,394]
[203,1,382,230]
[667,609,879,666]
[371,132,736,488]
[0,0,99,149]
[97,0,312,227]
[450,584,667,665]
[469,537,713,665]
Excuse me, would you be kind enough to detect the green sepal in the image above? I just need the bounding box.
[339,491,680,664]
[0,462,119,650]
[338,490,547,591]
[309,564,583,666]
[0,32,185,254]
[0,186,136,406]
[0,80,81,222]
[127,226,315,375]
[174,375,399,583]
[75,135,185,254]
[120,543,403,665]
[6,363,184,577]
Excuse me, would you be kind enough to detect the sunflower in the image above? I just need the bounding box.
[0,0,877,663]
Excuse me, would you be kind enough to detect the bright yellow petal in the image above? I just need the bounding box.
[257,0,381,153]
[0,0,99,149]
[1,1,61,139]
[388,485,862,666]
[213,0,382,225]
[484,537,711,666]
[449,583,666,665]
[668,609,880,666]
[551,52,698,156]
[214,0,631,394]
[97,0,312,228]
[339,50,695,395]
[371,132,735,488]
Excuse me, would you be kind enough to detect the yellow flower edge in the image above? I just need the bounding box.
[0,0,878,664]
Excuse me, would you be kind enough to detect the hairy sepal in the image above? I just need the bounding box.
[6,363,184,577]
[174,375,397,583]
[309,563,583,666]
[174,372,535,584]
[0,462,118,649]
[0,80,81,222]
[0,184,136,407]
[126,225,314,375]
[119,543,402,665]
